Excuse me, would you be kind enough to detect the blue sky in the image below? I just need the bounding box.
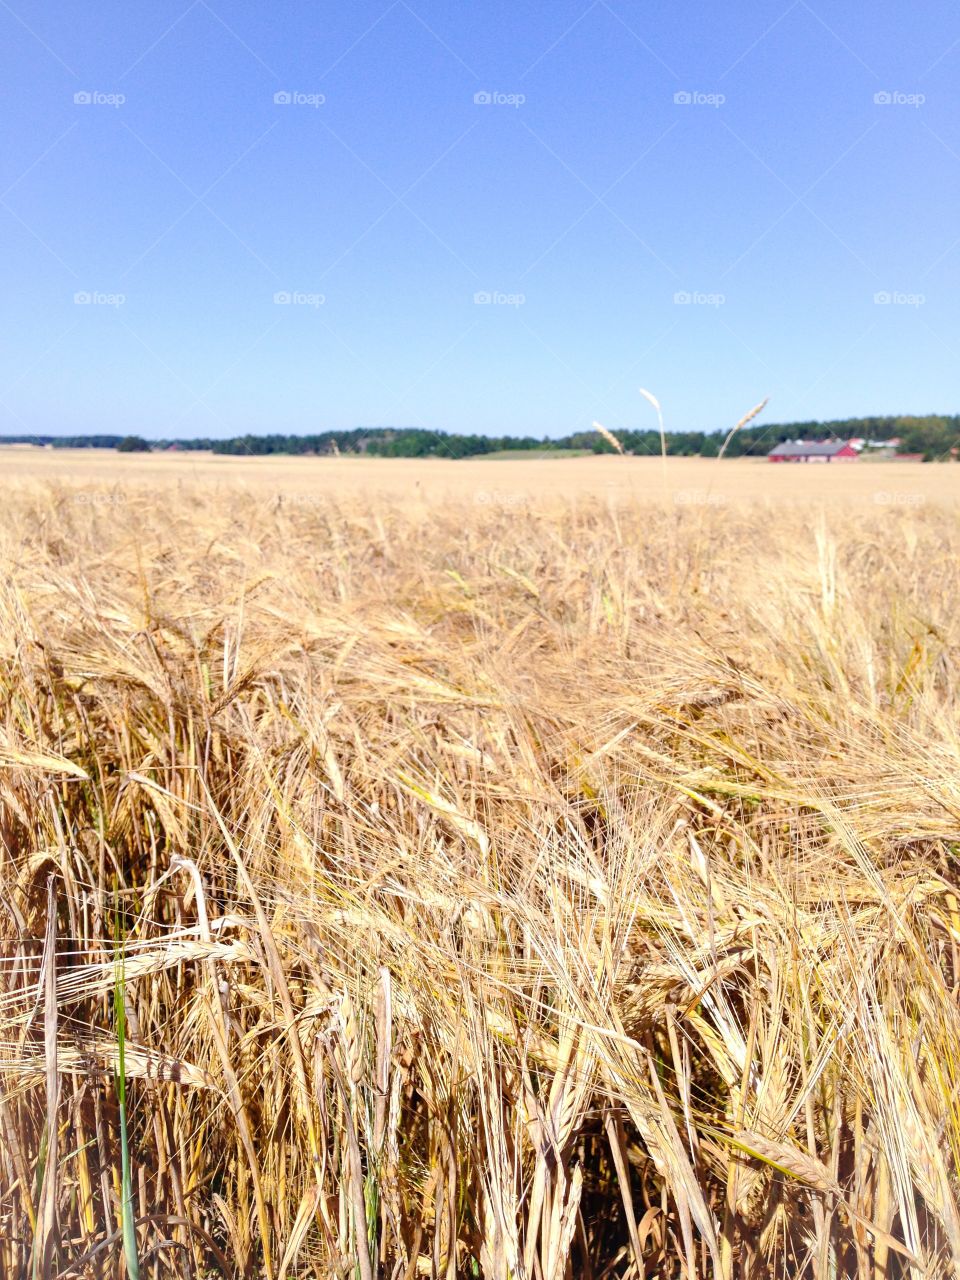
[1,1,958,439]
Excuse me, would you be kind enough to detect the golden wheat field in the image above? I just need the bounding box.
[2,459,960,1279]
[2,447,959,508]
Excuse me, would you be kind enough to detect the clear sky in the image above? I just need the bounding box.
[1,1,958,439]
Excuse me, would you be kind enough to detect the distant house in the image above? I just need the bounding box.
[767,440,859,463]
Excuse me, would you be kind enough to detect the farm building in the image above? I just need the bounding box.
[767,440,859,463]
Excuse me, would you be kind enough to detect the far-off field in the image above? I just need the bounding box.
[1,446,957,508]
[1,472,958,1278]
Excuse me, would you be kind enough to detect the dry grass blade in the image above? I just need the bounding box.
[35,876,59,1280]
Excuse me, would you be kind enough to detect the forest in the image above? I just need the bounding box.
[1,414,958,458]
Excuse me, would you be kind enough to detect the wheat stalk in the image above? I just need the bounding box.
[592,421,625,455]
[717,397,770,461]
[637,387,668,473]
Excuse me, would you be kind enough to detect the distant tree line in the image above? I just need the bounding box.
[0,435,128,448]
[3,415,959,459]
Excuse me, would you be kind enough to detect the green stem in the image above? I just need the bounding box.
[115,941,140,1280]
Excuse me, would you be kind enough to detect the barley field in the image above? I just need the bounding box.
[2,447,958,508]
[1,462,959,1278]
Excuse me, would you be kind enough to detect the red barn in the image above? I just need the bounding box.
[767,440,859,463]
